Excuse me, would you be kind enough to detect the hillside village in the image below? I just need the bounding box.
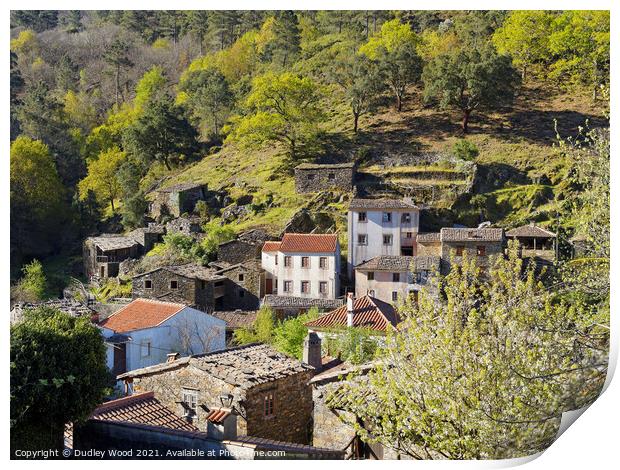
[9,10,609,460]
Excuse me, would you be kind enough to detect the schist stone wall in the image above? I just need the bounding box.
[130,366,314,444]
[217,240,262,265]
[218,265,262,310]
[294,163,355,194]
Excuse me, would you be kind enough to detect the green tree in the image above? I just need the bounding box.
[11,308,111,454]
[122,95,198,170]
[116,159,148,229]
[64,10,83,34]
[233,306,276,345]
[452,139,479,161]
[186,10,210,55]
[359,19,423,111]
[14,260,48,302]
[492,11,553,82]
[324,327,378,364]
[78,147,126,212]
[103,37,134,107]
[332,248,607,459]
[272,308,320,359]
[272,11,301,67]
[180,68,234,140]
[199,223,236,261]
[422,45,520,133]
[226,72,324,158]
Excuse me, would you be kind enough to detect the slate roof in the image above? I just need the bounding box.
[156,182,204,193]
[349,198,418,210]
[279,233,338,253]
[305,295,400,332]
[119,343,314,388]
[440,227,504,242]
[355,255,413,272]
[262,241,282,252]
[295,162,355,170]
[506,223,557,238]
[134,264,226,282]
[229,436,344,457]
[90,392,198,431]
[10,299,97,324]
[411,255,441,272]
[263,295,344,310]
[88,235,140,251]
[211,310,258,329]
[99,298,186,333]
[416,232,441,243]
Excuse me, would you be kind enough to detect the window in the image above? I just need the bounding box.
[182,388,198,420]
[319,257,327,269]
[140,341,152,358]
[200,280,206,289]
[170,280,179,289]
[358,212,367,222]
[275,255,278,265]
[393,273,400,282]
[405,232,413,239]
[238,273,245,282]
[284,256,292,267]
[383,234,393,246]
[328,173,335,180]
[264,393,275,417]
[307,174,315,180]
[283,281,292,293]
[456,246,465,256]
[301,281,310,293]
[401,213,411,223]
[319,281,328,294]
[477,245,486,256]
[382,212,392,223]
[144,280,152,289]
[392,292,399,302]
[367,272,374,281]
[358,234,368,245]
[301,256,310,268]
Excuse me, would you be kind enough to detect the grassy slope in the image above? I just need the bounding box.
[164,81,607,236]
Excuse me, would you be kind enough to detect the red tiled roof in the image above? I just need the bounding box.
[99,298,185,333]
[279,233,338,253]
[305,295,400,332]
[262,241,282,252]
[91,392,197,431]
[205,408,232,424]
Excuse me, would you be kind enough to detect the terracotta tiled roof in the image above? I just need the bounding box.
[416,232,441,243]
[279,233,338,253]
[440,227,504,242]
[205,408,232,424]
[99,298,186,333]
[305,295,400,332]
[91,392,197,431]
[506,223,557,238]
[349,198,418,210]
[262,241,282,252]
[211,310,258,329]
[120,343,313,388]
[355,255,413,272]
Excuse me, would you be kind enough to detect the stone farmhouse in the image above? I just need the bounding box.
[261,233,341,299]
[347,198,420,278]
[506,223,557,266]
[216,229,275,265]
[354,254,440,304]
[74,391,342,459]
[118,343,316,445]
[150,182,208,220]
[132,264,228,312]
[214,261,264,311]
[99,298,226,377]
[294,162,356,194]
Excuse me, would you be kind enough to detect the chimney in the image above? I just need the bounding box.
[206,409,237,441]
[347,293,355,327]
[166,352,179,363]
[303,332,322,371]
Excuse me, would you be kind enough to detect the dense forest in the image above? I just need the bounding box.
[9,10,610,294]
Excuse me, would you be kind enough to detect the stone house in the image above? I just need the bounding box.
[84,235,142,279]
[74,391,343,459]
[416,227,505,274]
[354,255,440,304]
[347,198,420,279]
[294,162,356,194]
[506,223,557,266]
[127,223,166,253]
[99,298,225,377]
[132,264,227,312]
[10,299,97,325]
[261,233,341,299]
[214,261,264,310]
[216,229,275,265]
[165,216,203,236]
[118,343,316,445]
[150,182,208,220]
